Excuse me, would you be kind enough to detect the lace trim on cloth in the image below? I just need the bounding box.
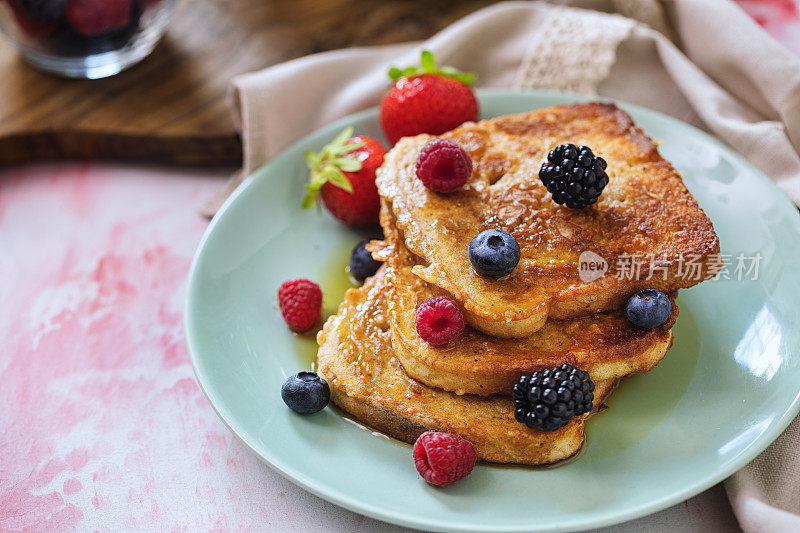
[513,6,635,94]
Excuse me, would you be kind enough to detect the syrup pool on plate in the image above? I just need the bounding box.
[291,238,367,370]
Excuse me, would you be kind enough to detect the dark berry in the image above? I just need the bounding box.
[415,296,465,345]
[626,289,671,328]
[468,229,520,278]
[65,0,133,37]
[281,372,330,414]
[48,14,139,56]
[415,139,473,193]
[349,240,381,281]
[19,0,66,22]
[512,364,595,432]
[539,144,609,209]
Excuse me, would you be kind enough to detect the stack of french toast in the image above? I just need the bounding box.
[317,102,719,465]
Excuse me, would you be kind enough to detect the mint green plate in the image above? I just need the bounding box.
[185,89,800,532]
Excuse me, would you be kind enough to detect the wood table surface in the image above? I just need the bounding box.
[0,0,495,166]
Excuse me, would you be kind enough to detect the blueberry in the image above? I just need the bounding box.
[626,289,671,328]
[281,372,330,414]
[468,229,520,278]
[349,240,381,281]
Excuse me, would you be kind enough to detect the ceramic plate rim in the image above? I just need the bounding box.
[185,88,800,532]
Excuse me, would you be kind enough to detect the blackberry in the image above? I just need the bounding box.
[512,363,595,432]
[539,144,609,209]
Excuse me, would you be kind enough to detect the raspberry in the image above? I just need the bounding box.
[415,139,473,193]
[413,431,476,486]
[414,296,465,345]
[277,279,322,333]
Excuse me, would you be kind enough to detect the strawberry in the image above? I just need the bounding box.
[380,51,479,145]
[303,127,387,227]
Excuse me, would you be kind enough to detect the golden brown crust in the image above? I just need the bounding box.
[316,267,615,465]
[376,102,719,337]
[385,229,677,396]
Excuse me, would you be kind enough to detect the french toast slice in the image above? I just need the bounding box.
[316,266,615,465]
[384,232,676,396]
[376,102,719,338]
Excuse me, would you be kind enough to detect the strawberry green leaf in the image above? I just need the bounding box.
[326,169,354,193]
[386,50,476,85]
[439,66,476,85]
[420,50,436,72]
[335,157,362,172]
[301,190,316,209]
[333,142,364,155]
[304,150,321,170]
[331,126,354,147]
[302,127,364,208]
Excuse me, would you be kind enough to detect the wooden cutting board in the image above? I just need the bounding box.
[0,0,495,166]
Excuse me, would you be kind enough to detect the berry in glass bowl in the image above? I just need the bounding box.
[0,0,176,79]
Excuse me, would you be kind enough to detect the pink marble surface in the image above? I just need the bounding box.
[1,2,798,531]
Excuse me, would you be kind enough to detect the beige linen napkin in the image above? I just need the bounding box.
[212,1,800,531]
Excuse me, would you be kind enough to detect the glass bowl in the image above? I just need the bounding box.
[0,0,176,79]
